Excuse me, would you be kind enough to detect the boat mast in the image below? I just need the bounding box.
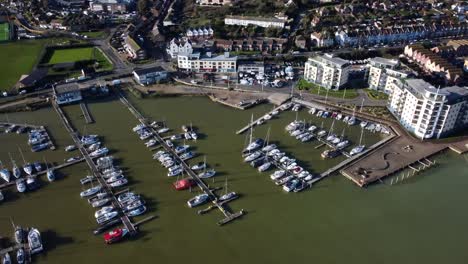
[358,127,364,146]
[18,147,27,164]
[8,152,16,168]
[328,119,335,136]
[224,176,228,195]
[249,114,254,145]
[264,126,271,146]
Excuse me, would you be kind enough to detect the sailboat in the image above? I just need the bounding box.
[0,160,11,182]
[198,157,216,178]
[19,147,32,176]
[347,106,357,125]
[326,120,336,142]
[219,177,237,202]
[350,128,365,156]
[9,153,21,179]
[44,158,55,182]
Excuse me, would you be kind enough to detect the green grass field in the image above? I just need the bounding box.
[0,23,9,41]
[0,40,45,91]
[80,31,107,39]
[46,47,113,71]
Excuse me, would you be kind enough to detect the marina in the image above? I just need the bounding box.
[0,96,466,264]
[0,122,56,152]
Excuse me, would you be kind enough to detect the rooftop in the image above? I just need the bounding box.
[225,15,286,23]
[55,83,80,95]
[133,66,166,76]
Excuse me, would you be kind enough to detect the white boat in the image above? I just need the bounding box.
[290,129,303,137]
[168,168,182,177]
[219,192,237,202]
[165,140,174,148]
[187,193,209,208]
[168,165,181,172]
[190,131,198,140]
[46,169,55,182]
[132,124,146,132]
[16,248,25,264]
[301,134,314,142]
[127,206,147,217]
[180,151,195,161]
[375,124,382,132]
[271,110,279,115]
[16,179,26,193]
[316,110,323,117]
[308,108,316,115]
[80,185,102,198]
[87,142,101,152]
[326,134,336,142]
[97,211,119,225]
[92,197,111,208]
[256,118,264,125]
[244,151,262,162]
[157,127,170,134]
[110,178,128,188]
[283,179,300,192]
[336,113,343,120]
[367,123,375,131]
[117,192,137,203]
[3,252,11,264]
[258,162,271,172]
[106,174,125,184]
[285,121,300,131]
[175,145,190,154]
[245,138,263,152]
[198,169,216,178]
[332,137,341,144]
[95,206,115,219]
[270,170,286,180]
[336,140,350,149]
[261,144,277,152]
[145,139,157,148]
[171,134,182,140]
[347,116,356,125]
[163,160,175,168]
[81,135,99,145]
[292,104,301,111]
[191,162,206,171]
[103,170,122,179]
[308,125,317,132]
[23,163,33,176]
[65,145,77,152]
[184,132,192,140]
[350,145,365,156]
[275,175,294,186]
[0,169,10,182]
[12,163,21,178]
[267,149,280,156]
[317,130,327,137]
[360,121,368,128]
[28,228,43,254]
[263,114,272,120]
[90,148,109,158]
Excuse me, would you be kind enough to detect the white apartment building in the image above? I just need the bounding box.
[224,15,286,28]
[166,37,193,58]
[303,54,351,90]
[367,57,408,93]
[388,78,468,139]
[177,52,237,73]
[196,0,231,5]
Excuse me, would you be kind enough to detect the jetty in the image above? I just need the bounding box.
[118,91,244,226]
[236,103,287,134]
[0,158,85,190]
[80,102,94,124]
[52,101,138,235]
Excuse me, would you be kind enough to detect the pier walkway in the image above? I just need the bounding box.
[52,101,137,235]
[80,102,94,124]
[0,158,85,190]
[236,104,287,134]
[117,91,244,225]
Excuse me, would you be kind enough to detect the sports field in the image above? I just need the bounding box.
[0,23,9,41]
[46,47,113,71]
[0,40,45,91]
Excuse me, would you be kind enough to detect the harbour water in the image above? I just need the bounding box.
[0,95,467,263]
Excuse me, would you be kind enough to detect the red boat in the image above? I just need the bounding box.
[173,178,195,190]
[103,228,128,244]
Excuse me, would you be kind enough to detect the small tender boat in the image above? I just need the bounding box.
[104,228,128,244]
[66,156,81,163]
[16,248,25,264]
[171,134,182,140]
[65,145,77,152]
[28,228,43,254]
[173,178,195,190]
[80,185,102,198]
[80,175,95,185]
[94,206,115,218]
[127,206,147,217]
[256,118,264,125]
[263,114,272,120]
[16,179,26,193]
[46,169,55,182]
[187,193,209,208]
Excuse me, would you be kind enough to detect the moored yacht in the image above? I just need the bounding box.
[350,145,365,156]
[244,151,262,162]
[16,248,25,264]
[28,228,43,254]
[336,140,350,149]
[0,191,3,202]
[80,185,102,198]
[65,145,77,152]
[270,170,286,180]
[127,206,147,217]
[258,162,271,172]
[46,169,55,182]
[104,228,129,244]
[23,163,33,176]
[187,193,210,208]
[2,252,11,264]
[15,226,25,244]
[198,169,216,179]
[0,168,11,182]
[245,138,264,152]
[191,162,206,171]
[16,179,26,193]
[97,211,119,225]
[95,206,115,219]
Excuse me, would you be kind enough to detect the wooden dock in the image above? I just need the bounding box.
[236,104,287,134]
[118,91,244,226]
[52,101,138,235]
[80,102,94,124]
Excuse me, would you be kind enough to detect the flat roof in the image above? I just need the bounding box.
[55,83,80,95]
[369,57,399,67]
[133,66,166,76]
[225,15,286,23]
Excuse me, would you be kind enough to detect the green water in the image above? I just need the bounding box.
[0,96,467,264]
